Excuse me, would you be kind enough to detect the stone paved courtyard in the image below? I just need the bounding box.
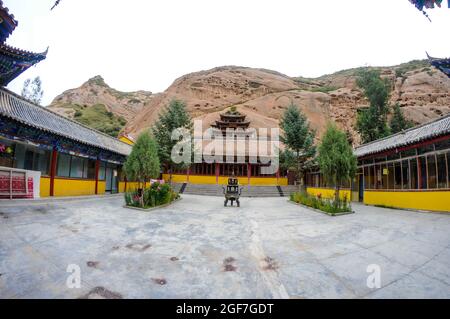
[0,194,449,299]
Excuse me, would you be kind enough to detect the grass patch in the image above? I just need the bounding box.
[124,182,180,209]
[72,103,127,137]
[290,192,352,216]
[308,86,339,93]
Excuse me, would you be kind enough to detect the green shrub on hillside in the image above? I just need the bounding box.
[70,103,127,137]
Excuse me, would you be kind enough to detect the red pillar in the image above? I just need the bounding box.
[187,165,190,183]
[49,149,58,197]
[215,163,220,184]
[94,159,100,195]
[418,157,422,189]
[247,163,251,185]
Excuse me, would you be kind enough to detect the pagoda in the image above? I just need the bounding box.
[211,107,251,133]
[0,1,47,86]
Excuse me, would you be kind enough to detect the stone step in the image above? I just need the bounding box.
[171,183,298,198]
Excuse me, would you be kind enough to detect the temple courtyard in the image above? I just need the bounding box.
[0,194,449,299]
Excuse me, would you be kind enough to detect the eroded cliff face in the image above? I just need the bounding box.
[49,75,153,122]
[49,61,450,144]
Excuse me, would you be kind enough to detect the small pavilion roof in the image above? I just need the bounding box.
[0,1,18,43]
[355,113,450,158]
[0,88,132,156]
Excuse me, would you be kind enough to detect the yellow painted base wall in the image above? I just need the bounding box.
[53,179,96,197]
[40,177,51,198]
[307,187,352,201]
[162,174,288,186]
[97,181,106,195]
[364,191,450,213]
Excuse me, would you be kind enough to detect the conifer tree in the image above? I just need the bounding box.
[280,104,316,192]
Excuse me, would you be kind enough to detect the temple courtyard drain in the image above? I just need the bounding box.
[0,194,449,298]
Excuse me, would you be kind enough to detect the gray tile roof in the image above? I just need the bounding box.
[0,88,132,156]
[355,113,450,157]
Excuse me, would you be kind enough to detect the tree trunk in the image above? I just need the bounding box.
[297,156,305,194]
[335,185,340,206]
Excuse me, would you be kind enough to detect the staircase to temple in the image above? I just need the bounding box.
[172,183,298,198]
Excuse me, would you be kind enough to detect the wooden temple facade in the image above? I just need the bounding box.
[163,110,290,186]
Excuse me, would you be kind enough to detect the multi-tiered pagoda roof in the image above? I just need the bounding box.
[211,109,251,131]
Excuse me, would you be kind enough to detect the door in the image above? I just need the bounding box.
[359,174,364,202]
[105,164,119,193]
[105,166,112,192]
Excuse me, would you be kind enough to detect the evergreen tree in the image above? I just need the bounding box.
[318,123,357,204]
[390,103,413,133]
[356,69,391,143]
[21,76,44,105]
[123,132,160,206]
[280,104,316,191]
[152,99,193,180]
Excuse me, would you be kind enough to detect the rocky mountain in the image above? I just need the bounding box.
[49,60,450,144]
[49,75,154,136]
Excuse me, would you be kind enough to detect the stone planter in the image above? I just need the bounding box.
[288,200,355,217]
[124,197,182,212]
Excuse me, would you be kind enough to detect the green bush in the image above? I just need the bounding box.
[124,182,179,209]
[290,192,351,216]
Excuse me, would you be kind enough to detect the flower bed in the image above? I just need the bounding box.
[124,182,180,210]
[289,192,353,216]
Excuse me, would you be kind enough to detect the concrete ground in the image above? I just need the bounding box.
[0,194,449,299]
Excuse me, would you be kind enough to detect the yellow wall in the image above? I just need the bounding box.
[97,181,106,194]
[162,174,188,184]
[53,179,96,197]
[189,175,217,185]
[307,187,352,201]
[40,177,51,198]
[250,177,284,186]
[161,174,288,186]
[364,190,450,213]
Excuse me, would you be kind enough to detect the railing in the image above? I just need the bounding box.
[0,167,33,199]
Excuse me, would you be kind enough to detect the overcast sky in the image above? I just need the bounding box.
[4,0,450,105]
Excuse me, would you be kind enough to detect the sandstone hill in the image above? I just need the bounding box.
[48,60,450,144]
[49,75,154,136]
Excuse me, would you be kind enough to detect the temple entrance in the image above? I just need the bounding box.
[105,163,118,193]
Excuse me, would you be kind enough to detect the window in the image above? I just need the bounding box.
[0,138,14,168]
[435,140,450,151]
[394,162,402,189]
[57,154,96,179]
[381,164,388,189]
[418,157,427,189]
[418,144,434,155]
[402,160,410,189]
[14,143,51,175]
[410,158,418,189]
[401,148,417,158]
[374,156,387,163]
[99,162,106,180]
[57,153,71,177]
[388,163,395,189]
[387,153,400,161]
[437,153,448,189]
[364,166,370,189]
[70,156,84,178]
[369,166,376,189]
[427,155,437,189]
